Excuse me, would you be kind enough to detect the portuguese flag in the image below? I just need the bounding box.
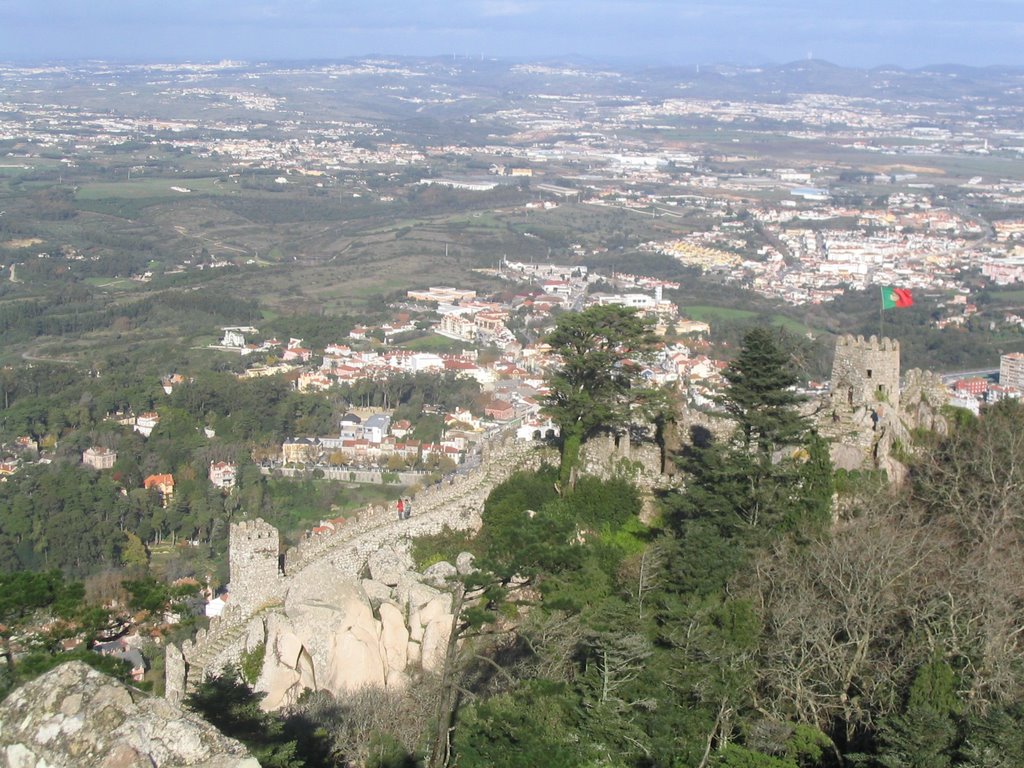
[881,286,913,309]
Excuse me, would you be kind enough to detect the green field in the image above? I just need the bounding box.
[682,304,815,334]
[987,290,1024,304]
[399,334,473,353]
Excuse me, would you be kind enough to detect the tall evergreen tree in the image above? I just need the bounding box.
[542,305,660,487]
[718,327,808,455]
[673,328,825,534]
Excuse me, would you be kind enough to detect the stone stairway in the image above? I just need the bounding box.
[183,603,278,692]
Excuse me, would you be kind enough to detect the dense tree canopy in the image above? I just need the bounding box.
[542,305,661,485]
[542,305,659,441]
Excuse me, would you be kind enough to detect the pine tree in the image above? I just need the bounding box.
[542,305,660,488]
[717,327,808,456]
[674,328,826,534]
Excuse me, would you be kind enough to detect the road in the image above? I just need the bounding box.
[22,349,77,365]
[939,368,999,384]
[173,225,249,254]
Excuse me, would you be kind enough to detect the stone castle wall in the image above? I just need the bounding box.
[821,334,951,482]
[167,436,549,702]
[830,334,901,412]
[578,425,668,485]
[229,519,284,612]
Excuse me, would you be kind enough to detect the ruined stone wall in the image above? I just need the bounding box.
[578,425,669,486]
[830,334,901,412]
[266,467,431,485]
[577,426,675,524]
[164,643,187,706]
[167,602,268,702]
[169,436,548,698]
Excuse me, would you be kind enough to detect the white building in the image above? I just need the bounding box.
[205,594,228,618]
[410,353,445,373]
[516,418,560,441]
[1000,352,1024,389]
[82,446,117,470]
[134,412,160,438]
[596,293,657,310]
[220,329,246,347]
[209,461,237,489]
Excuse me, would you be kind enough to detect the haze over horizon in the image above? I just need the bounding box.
[2,0,1024,69]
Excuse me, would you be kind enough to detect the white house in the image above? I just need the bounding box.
[134,412,160,438]
[209,461,237,489]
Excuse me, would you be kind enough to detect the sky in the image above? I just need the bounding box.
[2,0,1024,68]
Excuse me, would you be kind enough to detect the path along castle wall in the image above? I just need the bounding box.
[166,437,545,703]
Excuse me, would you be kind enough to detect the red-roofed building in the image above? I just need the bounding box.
[14,436,38,454]
[144,473,175,507]
[483,399,516,421]
[987,384,1022,403]
[953,377,989,396]
[444,358,479,373]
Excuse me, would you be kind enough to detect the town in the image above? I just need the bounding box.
[2,53,1024,768]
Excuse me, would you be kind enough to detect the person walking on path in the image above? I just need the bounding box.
[403,497,412,519]
[397,498,405,521]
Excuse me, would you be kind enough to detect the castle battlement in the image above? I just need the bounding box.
[231,518,279,540]
[831,333,901,413]
[835,334,900,353]
[228,518,282,605]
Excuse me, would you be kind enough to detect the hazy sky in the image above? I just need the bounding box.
[2,0,1024,67]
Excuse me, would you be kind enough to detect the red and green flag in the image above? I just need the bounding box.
[881,286,913,309]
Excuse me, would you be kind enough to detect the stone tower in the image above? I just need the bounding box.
[830,334,900,412]
[229,518,281,606]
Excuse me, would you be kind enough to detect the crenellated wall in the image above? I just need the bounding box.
[166,436,549,702]
[830,334,901,412]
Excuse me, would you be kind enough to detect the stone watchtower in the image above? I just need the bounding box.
[229,519,282,607]
[830,335,901,412]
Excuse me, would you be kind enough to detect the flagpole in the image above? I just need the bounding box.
[879,286,884,339]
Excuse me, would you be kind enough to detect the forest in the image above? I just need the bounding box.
[0,351,484,578]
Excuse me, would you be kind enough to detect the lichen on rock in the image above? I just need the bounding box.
[0,661,259,767]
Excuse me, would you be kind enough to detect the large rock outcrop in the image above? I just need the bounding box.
[0,661,258,768]
[248,552,460,710]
